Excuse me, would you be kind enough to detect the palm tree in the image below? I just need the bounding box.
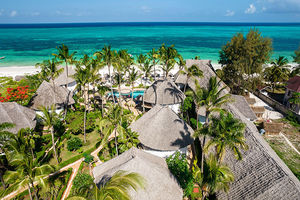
[20,128,39,160]
[52,44,77,87]
[5,151,55,200]
[0,122,15,149]
[147,48,159,80]
[90,58,103,110]
[39,105,60,164]
[128,67,141,102]
[177,55,186,72]
[138,60,153,86]
[95,46,116,103]
[190,77,231,172]
[97,83,110,117]
[158,44,178,78]
[35,59,63,87]
[67,170,145,200]
[288,92,300,110]
[180,64,203,93]
[199,154,234,200]
[204,111,247,163]
[0,154,9,189]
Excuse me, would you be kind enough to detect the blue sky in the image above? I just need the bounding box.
[0,0,299,23]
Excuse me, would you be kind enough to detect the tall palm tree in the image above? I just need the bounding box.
[204,111,247,162]
[67,170,145,200]
[39,105,60,164]
[5,151,55,200]
[288,92,300,109]
[113,50,128,104]
[199,154,234,200]
[90,58,103,110]
[52,44,77,87]
[128,67,141,102]
[138,60,153,86]
[97,84,110,117]
[95,46,116,103]
[189,77,231,172]
[177,55,186,72]
[35,59,63,87]
[0,122,15,149]
[180,64,203,93]
[147,48,159,80]
[158,44,178,78]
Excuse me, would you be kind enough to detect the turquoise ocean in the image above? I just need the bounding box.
[0,22,299,67]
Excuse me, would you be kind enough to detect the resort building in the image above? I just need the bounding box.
[283,75,300,114]
[0,102,36,134]
[29,80,75,114]
[53,66,76,91]
[231,94,257,121]
[130,105,194,157]
[143,79,185,113]
[93,147,183,200]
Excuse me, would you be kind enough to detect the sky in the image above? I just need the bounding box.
[0,0,299,23]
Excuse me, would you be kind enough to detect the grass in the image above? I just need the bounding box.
[265,136,300,180]
[50,130,101,166]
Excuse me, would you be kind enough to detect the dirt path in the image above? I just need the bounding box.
[2,144,104,200]
[280,133,300,156]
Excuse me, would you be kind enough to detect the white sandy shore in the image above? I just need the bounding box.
[0,63,298,79]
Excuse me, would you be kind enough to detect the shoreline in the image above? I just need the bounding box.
[0,63,298,79]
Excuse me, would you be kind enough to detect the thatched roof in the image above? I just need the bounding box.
[252,106,265,114]
[263,122,283,135]
[175,59,225,91]
[217,102,300,199]
[245,97,256,105]
[143,79,185,105]
[30,81,75,110]
[53,66,76,86]
[93,147,183,200]
[130,105,194,151]
[0,102,36,134]
[232,95,257,121]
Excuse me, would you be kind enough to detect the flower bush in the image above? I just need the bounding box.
[0,85,31,105]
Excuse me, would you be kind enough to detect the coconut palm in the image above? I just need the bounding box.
[177,55,186,71]
[138,60,153,86]
[0,122,15,148]
[204,111,247,162]
[90,58,103,110]
[288,92,300,109]
[189,77,231,172]
[136,53,147,73]
[67,170,145,200]
[147,48,159,80]
[158,44,178,78]
[95,46,116,103]
[39,105,60,164]
[5,151,55,200]
[0,154,9,188]
[113,50,128,104]
[35,59,63,87]
[52,44,77,87]
[199,154,234,200]
[180,64,203,93]
[128,67,141,102]
[97,84,110,117]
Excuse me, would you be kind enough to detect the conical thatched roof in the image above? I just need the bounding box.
[53,66,76,86]
[231,94,257,121]
[93,147,183,200]
[130,105,194,151]
[30,81,75,110]
[143,79,185,105]
[0,102,36,134]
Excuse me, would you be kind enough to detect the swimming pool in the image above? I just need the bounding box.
[108,90,144,98]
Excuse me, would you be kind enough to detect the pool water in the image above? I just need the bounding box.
[108,90,144,98]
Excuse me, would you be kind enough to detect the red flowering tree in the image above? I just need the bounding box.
[0,85,31,105]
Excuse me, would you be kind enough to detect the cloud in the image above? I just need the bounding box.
[245,4,256,14]
[10,10,17,17]
[225,10,235,16]
[56,10,72,16]
[141,6,151,13]
[31,12,40,16]
[259,0,300,13]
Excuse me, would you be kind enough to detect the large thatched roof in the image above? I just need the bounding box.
[53,66,76,86]
[231,94,257,121]
[143,79,185,105]
[0,102,36,133]
[30,81,75,110]
[130,105,194,151]
[93,147,183,200]
[217,102,300,199]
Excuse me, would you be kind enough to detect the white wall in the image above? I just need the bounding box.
[143,147,188,158]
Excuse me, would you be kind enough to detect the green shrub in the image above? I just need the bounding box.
[83,153,94,164]
[166,151,194,197]
[73,173,94,192]
[67,137,82,151]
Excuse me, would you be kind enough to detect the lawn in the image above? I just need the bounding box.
[49,130,101,165]
[265,135,300,180]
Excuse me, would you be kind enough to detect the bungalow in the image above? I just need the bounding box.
[283,75,300,114]
[53,66,76,91]
[0,102,36,134]
[93,147,183,200]
[129,105,194,158]
[143,79,185,113]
